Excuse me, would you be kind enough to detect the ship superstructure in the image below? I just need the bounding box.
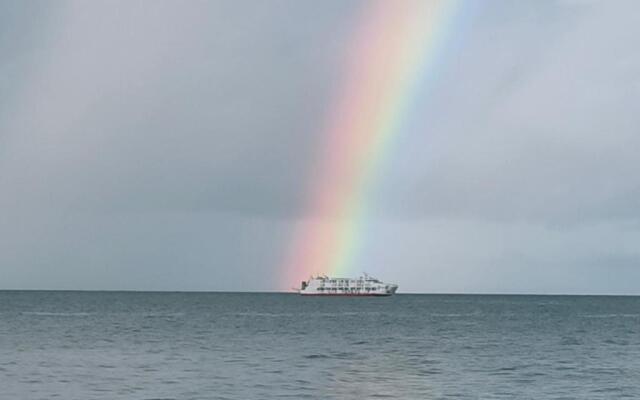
[299,274,398,296]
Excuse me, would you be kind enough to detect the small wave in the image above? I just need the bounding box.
[303,354,330,359]
[430,313,478,318]
[141,312,184,318]
[580,314,640,319]
[303,352,360,360]
[332,351,357,359]
[603,338,629,345]
[21,311,92,317]
[560,336,582,346]
[235,312,294,317]
[417,368,442,376]
[142,397,176,400]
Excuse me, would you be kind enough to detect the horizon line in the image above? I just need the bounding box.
[1,289,639,297]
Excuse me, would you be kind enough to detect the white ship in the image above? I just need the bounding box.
[299,273,398,296]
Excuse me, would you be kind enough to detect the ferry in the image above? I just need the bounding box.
[298,274,398,296]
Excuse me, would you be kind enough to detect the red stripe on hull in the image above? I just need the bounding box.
[299,293,393,297]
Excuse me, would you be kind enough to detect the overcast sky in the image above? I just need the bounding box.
[2,0,640,293]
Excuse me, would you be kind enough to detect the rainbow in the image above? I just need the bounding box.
[282,0,463,288]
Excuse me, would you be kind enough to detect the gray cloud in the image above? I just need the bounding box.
[1,0,639,292]
[376,0,640,226]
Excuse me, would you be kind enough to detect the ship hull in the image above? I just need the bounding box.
[299,293,393,297]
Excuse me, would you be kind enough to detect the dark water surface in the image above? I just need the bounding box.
[1,292,639,399]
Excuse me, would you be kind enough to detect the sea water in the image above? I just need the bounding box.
[1,291,639,399]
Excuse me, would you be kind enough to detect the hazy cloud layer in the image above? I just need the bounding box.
[1,0,639,292]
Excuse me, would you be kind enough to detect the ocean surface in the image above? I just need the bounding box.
[1,292,639,399]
